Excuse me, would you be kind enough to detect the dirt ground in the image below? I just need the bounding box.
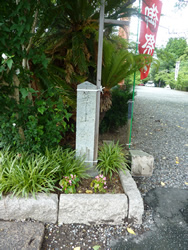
[99,124,128,147]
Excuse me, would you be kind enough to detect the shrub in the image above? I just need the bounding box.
[0,87,73,153]
[100,85,133,133]
[97,141,129,179]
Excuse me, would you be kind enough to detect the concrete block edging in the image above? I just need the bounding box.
[0,171,143,225]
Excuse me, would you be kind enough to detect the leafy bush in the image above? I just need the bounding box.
[100,86,133,133]
[0,87,73,153]
[97,141,129,179]
[0,147,88,198]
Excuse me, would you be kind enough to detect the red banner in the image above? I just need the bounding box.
[139,0,162,79]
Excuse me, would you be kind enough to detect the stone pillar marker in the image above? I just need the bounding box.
[76,81,98,176]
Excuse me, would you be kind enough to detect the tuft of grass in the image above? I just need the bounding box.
[97,141,129,179]
[44,147,89,180]
[0,147,89,198]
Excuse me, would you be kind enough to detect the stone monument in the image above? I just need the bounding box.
[76,81,98,176]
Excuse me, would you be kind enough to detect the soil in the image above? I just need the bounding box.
[99,124,128,147]
[54,172,124,195]
[76,172,124,194]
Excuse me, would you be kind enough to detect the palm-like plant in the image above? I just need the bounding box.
[35,0,139,90]
[33,0,155,115]
[100,39,154,113]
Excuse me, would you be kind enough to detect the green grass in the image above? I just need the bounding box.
[97,141,129,179]
[0,147,88,198]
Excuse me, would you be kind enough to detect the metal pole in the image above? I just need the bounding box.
[129,0,141,149]
[94,0,105,163]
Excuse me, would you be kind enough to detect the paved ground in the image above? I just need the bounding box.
[0,221,44,250]
[111,188,188,250]
[132,87,188,192]
[110,87,188,249]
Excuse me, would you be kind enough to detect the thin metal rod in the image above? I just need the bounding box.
[94,0,105,162]
[104,19,129,26]
[129,0,141,149]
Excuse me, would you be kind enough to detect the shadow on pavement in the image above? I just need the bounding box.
[111,188,188,250]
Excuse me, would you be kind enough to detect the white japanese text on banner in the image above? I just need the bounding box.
[139,0,163,80]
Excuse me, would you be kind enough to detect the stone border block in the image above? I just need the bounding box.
[0,193,58,223]
[119,170,144,224]
[58,194,128,225]
[129,150,154,177]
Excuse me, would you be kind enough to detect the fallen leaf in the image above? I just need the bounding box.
[93,245,101,250]
[185,182,188,185]
[176,157,179,164]
[162,157,166,160]
[149,132,152,135]
[74,247,80,250]
[184,144,188,147]
[78,190,82,193]
[161,182,165,187]
[86,190,93,194]
[127,227,136,235]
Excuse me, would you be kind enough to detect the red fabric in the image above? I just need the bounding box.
[138,0,162,79]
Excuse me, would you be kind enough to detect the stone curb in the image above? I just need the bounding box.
[0,171,143,225]
[119,170,144,224]
[0,193,58,224]
[58,194,128,225]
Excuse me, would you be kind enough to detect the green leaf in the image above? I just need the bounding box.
[93,246,101,250]
[6,59,13,70]
[0,66,5,73]
[38,106,46,114]
[28,88,38,94]
[20,88,29,99]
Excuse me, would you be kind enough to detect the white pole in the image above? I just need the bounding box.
[94,0,105,163]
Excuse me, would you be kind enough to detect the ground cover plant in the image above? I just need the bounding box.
[0,147,88,198]
[0,142,128,197]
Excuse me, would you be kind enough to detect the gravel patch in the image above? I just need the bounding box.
[41,87,188,249]
[132,87,188,193]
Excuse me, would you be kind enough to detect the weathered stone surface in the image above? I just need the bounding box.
[0,221,44,250]
[58,194,128,225]
[76,81,98,176]
[0,193,58,223]
[129,150,154,177]
[119,170,144,224]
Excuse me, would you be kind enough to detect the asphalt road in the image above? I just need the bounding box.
[111,87,188,250]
